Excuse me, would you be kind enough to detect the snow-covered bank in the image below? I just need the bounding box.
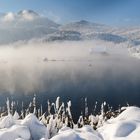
[98,106,140,140]
[51,126,103,140]
[0,113,49,140]
[0,106,140,140]
[50,106,140,140]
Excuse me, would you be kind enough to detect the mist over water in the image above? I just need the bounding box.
[0,40,140,119]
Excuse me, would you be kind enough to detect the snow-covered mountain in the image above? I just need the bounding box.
[59,20,110,33]
[0,10,140,45]
[44,30,81,42]
[0,10,60,44]
[46,20,128,43]
[17,10,39,20]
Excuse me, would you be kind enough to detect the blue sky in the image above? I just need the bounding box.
[0,0,140,26]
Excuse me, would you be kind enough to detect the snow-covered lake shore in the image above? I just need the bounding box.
[0,106,140,140]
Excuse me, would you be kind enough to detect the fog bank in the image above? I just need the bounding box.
[0,41,139,97]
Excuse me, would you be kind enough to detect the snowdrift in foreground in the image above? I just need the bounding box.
[50,106,140,140]
[0,106,140,140]
[51,126,103,140]
[98,106,140,140]
[0,113,49,140]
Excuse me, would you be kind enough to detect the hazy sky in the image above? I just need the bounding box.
[0,0,140,25]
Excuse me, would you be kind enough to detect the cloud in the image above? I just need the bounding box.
[1,10,39,22]
[3,12,15,22]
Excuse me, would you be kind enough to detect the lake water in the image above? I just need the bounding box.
[0,41,140,121]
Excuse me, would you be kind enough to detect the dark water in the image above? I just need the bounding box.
[0,53,140,121]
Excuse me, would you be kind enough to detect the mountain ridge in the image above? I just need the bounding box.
[0,10,139,45]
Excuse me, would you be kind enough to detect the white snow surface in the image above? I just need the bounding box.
[21,114,49,140]
[98,106,140,140]
[0,113,49,140]
[0,107,140,140]
[51,126,103,140]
